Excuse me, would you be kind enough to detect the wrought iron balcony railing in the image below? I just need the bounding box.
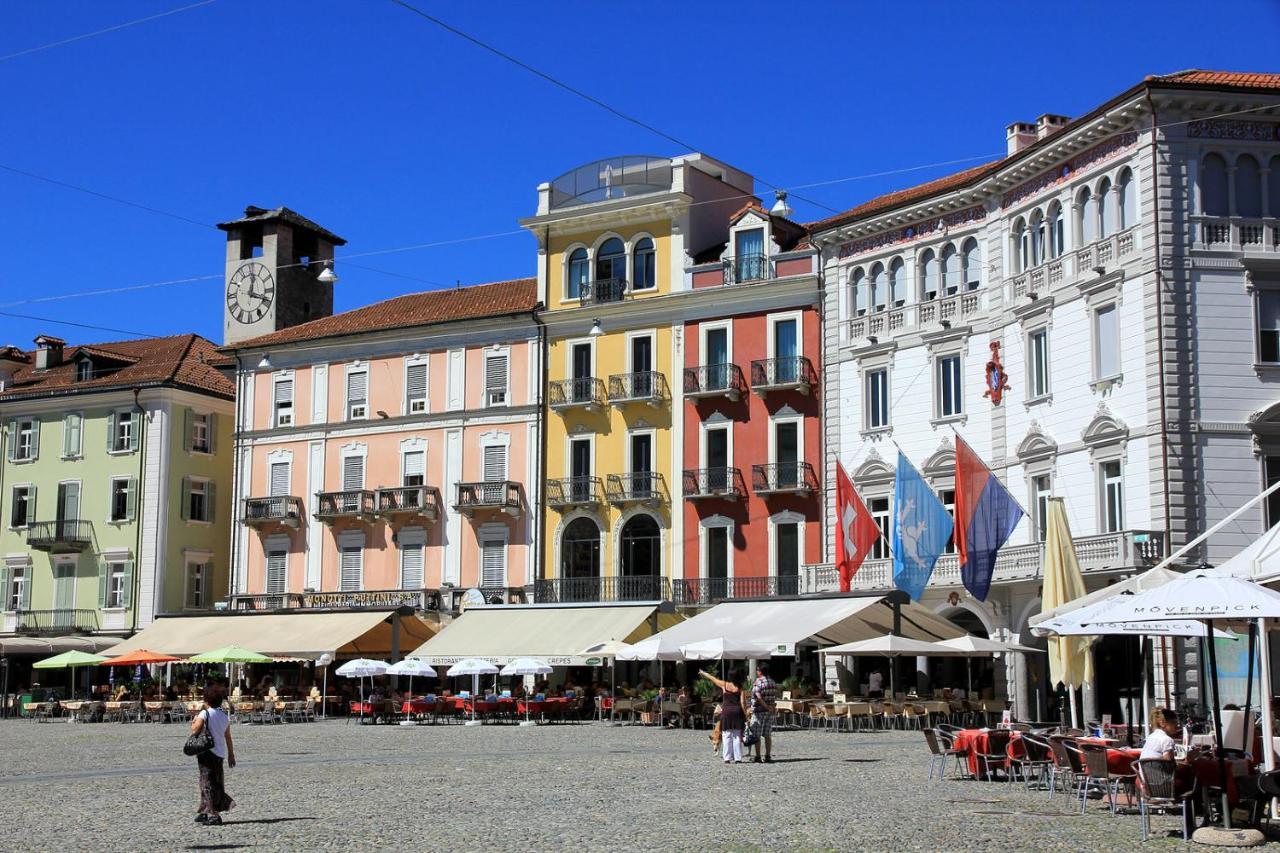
[533,575,670,604]
[25,520,93,553]
[683,363,746,401]
[671,575,798,606]
[682,467,746,500]
[455,481,522,516]
[546,477,605,508]
[752,462,818,496]
[16,608,100,634]
[579,277,629,306]
[750,356,816,394]
[606,472,666,505]
[608,371,668,405]
[375,486,442,521]
[243,496,305,528]
[315,490,375,522]
[723,253,773,285]
[549,377,607,411]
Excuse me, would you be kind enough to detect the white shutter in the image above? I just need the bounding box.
[269,462,290,497]
[275,380,294,426]
[481,539,505,586]
[485,355,508,405]
[265,551,287,595]
[340,546,363,591]
[403,450,425,480]
[406,363,428,413]
[483,445,507,481]
[347,371,368,419]
[342,455,364,490]
[400,543,424,588]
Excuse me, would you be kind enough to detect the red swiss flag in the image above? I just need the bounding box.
[835,461,879,592]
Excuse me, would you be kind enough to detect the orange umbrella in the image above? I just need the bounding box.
[101,649,184,666]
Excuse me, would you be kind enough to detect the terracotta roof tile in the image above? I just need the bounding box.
[805,161,1000,233]
[223,277,539,350]
[1154,69,1280,89]
[0,334,234,401]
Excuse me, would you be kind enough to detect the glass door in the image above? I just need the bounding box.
[705,327,728,390]
[570,438,591,502]
[706,426,728,492]
[572,342,592,402]
[775,422,799,488]
[773,318,798,383]
[631,335,653,398]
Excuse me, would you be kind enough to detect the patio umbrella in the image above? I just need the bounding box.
[822,636,968,698]
[33,650,105,700]
[386,658,437,700]
[1040,498,1092,728]
[679,638,774,661]
[189,645,273,664]
[579,642,633,722]
[617,635,683,714]
[336,658,389,723]
[501,658,553,726]
[101,649,184,667]
[933,635,1044,700]
[447,658,499,724]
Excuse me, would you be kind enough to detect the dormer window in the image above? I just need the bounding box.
[76,359,93,382]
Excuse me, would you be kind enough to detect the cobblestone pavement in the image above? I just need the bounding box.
[0,718,1256,851]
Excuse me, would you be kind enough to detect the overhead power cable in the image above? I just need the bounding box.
[0,0,218,64]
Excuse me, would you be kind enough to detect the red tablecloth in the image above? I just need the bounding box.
[953,729,1016,777]
[401,699,437,715]
[1192,756,1250,806]
[1106,747,1141,776]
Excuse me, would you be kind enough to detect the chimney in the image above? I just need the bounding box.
[1035,114,1070,140]
[1006,122,1037,156]
[33,334,66,370]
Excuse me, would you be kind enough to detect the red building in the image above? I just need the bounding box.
[678,204,821,605]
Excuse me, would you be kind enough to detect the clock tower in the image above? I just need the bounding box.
[217,206,347,345]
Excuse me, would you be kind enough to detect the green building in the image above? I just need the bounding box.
[0,334,234,674]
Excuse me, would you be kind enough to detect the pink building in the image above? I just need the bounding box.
[221,277,542,611]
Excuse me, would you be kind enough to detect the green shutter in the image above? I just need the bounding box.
[26,485,36,526]
[106,411,116,451]
[0,565,9,611]
[126,477,138,522]
[182,408,193,452]
[206,481,216,524]
[28,419,39,460]
[128,411,139,451]
[97,561,108,609]
[180,477,191,521]
[19,568,31,610]
[4,420,13,462]
[121,560,134,608]
[207,412,217,453]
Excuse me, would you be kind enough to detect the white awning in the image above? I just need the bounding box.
[408,603,681,666]
[101,610,436,659]
[0,635,121,655]
[638,595,964,656]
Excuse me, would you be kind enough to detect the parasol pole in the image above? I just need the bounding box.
[1205,619,1232,829]
[1259,618,1276,818]
[1244,621,1257,752]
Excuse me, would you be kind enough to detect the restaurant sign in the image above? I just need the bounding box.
[418,655,596,667]
[300,590,422,609]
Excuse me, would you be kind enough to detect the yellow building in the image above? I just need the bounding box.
[521,154,755,602]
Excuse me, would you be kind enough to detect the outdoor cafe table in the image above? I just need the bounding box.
[402,698,437,718]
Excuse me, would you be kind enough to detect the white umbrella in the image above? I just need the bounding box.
[1035,594,1237,638]
[335,658,389,723]
[386,659,437,701]
[447,658,500,724]
[934,635,1043,703]
[501,658,554,726]
[617,635,682,721]
[679,638,774,661]
[823,636,967,698]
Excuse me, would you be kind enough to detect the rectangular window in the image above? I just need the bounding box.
[485,354,509,406]
[265,550,287,595]
[941,488,956,554]
[775,522,800,592]
[1032,474,1052,542]
[10,485,33,528]
[63,413,82,458]
[865,369,889,430]
[188,479,209,523]
[706,526,729,598]
[106,562,126,609]
[1094,304,1120,379]
[629,433,653,474]
[1267,457,1280,529]
[112,410,135,452]
[481,538,506,587]
[76,360,93,382]
[1259,293,1280,364]
[870,497,891,559]
[483,444,508,482]
[269,461,290,497]
[187,561,209,609]
[936,355,962,418]
[1100,460,1124,533]
[191,413,211,452]
[274,379,294,427]
[403,450,426,487]
[110,477,133,523]
[346,371,368,420]
[340,545,363,591]
[400,543,424,589]
[1028,329,1050,399]
[406,362,428,414]
[57,481,80,522]
[11,418,37,461]
[7,566,26,612]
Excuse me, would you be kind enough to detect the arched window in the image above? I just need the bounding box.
[919,249,938,299]
[620,514,661,580]
[1029,210,1045,267]
[595,237,625,282]
[888,257,906,305]
[1077,187,1096,245]
[1047,202,1065,257]
[1011,218,1027,273]
[961,238,980,289]
[1201,153,1229,216]
[631,237,656,290]
[1270,156,1280,218]
[850,268,865,316]
[1237,155,1262,218]
[567,248,589,299]
[941,245,959,294]
[561,517,601,583]
[1117,169,1137,229]
[1098,178,1114,238]
[869,263,885,311]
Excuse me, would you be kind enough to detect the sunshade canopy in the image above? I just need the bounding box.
[1210,520,1280,581]
[500,658,554,676]
[617,633,686,661]
[386,659,437,677]
[636,594,964,656]
[101,610,436,659]
[188,645,273,664]
[934,635,1043,654]
[0,636,119,655]
[32,650,106,669]
[335,658,389,677]
[102,649,183,666]
[1093,569,1280,623]
[1030,566,1185,627]
[823,636,969,657]
[409,603,680,665]
[447,658,499,676]
[680,638,774,661]
[1034,593,1236,638]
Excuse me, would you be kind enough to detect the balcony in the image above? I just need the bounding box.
[226,586,528,613]
[606,472,666,506]
[1006,225,1140,303]
[752,462,818,496]
[315,490,376,523]
[1194,216,1280,252]
[672,575,799,607]
[375,486,442,522]
[25,520,93,553]
[750,356,815,395]
[533,575,670,603]
[723,253,774,285]
[546,477,605,509]
[243,496,305,529]
[454,481,522,517]
[549,377,606,412]
[16,608,100,634]
[800,529,1166,594]
[608,371,668,406]
[683,467,746,501]
[848,289,987,344]
[684,364,746,402]
[579,277,629,306]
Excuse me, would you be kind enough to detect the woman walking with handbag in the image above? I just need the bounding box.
[189,682,236,825]
[699,668,747,764]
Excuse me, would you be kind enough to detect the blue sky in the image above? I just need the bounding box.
[1,0,1277,346]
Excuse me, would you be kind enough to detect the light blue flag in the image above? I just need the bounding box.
[892,451,954,601]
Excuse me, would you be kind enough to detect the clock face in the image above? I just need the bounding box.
[226,262,275,325]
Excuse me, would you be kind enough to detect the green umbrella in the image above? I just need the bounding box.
[189,645,273,663]
[34,650,107,700]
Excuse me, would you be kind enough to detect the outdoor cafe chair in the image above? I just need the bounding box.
[1136,758,1196,842]
[847,702,875,732]
[924,728,966,781]
[902,704,929,731]
[1013,734,1055,792]
[805,703,827,731]
[975,729,1012,780]
[1075,743,1120,814]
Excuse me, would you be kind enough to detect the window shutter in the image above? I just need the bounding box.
[481,539,505,586]
[274,380,293,404]
[64,414,80,457]
[5,420,14,462]
[401,543,424,588]
[270,462,290,497]
[403,450,425,479]
[485,355,508,403]
[346,372,368,415]
[98,561,109,608]
[106,411,116,451]
[406,363,427,413]
[342,456,364,490]
[0,566,9,610]
[23,485,35,526]
[207,413,217,453]
[126,477,138,522]
[29,419,39,460]
[483,445,507,482]
[266,552,287,595]
[180,476,191,521]
[120,561,134,608]
[206,481,216,523]
[340,546,362,591]
[128,412,138,451]
[183,408,193,452]
[21,568,33,610]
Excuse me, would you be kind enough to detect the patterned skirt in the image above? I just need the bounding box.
[197,752,236,816]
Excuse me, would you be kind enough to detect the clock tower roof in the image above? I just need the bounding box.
[217,205,347,247]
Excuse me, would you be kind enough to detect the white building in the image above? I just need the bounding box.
[807,70,1280,721]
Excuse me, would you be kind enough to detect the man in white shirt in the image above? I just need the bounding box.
[1140,707,1181,761]
[868,669,884,699]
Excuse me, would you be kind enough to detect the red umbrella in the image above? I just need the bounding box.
[101,649,184,666]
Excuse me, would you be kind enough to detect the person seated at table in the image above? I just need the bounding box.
[1141,707,1182,761]
[368,686,385,705]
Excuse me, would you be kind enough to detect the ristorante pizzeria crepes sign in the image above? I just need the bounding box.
[300,590,423,609]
